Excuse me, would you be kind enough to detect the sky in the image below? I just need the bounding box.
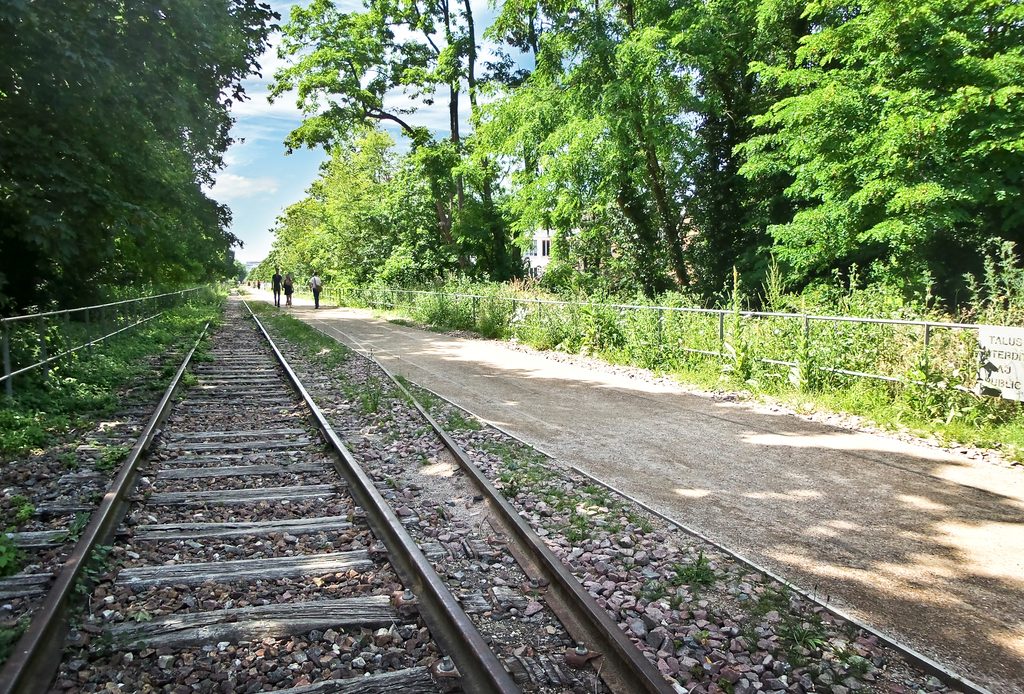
[207,0,504,264]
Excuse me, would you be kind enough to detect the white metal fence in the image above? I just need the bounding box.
[330,286,987,392]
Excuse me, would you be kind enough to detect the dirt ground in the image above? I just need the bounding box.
[253,290,1024,693]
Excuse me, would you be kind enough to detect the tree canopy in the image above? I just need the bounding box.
[0,1,276,312]
[9,0,1020,311]
[211,0,1024,308]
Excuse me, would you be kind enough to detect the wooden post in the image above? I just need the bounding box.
[2,322,12,398]
[38,316,48,382]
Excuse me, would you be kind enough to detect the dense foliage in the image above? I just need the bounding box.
[0,1,276,313]
[257,0,1023,309]
[741,0,1024,300]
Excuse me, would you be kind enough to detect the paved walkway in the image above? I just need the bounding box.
[254,290,1024,692]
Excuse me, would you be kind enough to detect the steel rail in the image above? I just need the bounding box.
[357,371,998,694]
[305,319,675,694]
[0,321,211,694]
[243,302,520,694]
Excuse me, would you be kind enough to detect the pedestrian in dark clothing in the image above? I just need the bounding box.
[272,267,283,307]
[283,273,294,306]
[309,271,322,309]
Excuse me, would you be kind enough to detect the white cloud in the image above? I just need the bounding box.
[208,173,281,201]
[231,90,305,122]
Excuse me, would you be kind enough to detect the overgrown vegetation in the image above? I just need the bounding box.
[94,444,131,472]
[360,379,383,414]
[670,552,716,588]
[0,534,23,578]
[0,291,223,457]
[338,268,1024,461]
[0,617,28,664]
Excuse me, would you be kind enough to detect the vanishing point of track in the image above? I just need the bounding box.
[0,299,674,693]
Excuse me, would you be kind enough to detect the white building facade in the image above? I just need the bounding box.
[524,229,553,277]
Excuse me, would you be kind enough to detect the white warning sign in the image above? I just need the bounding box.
[978,325,1024,400]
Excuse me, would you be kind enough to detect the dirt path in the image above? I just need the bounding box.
[257,291,1024,693]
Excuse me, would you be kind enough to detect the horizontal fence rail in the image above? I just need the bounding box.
[1,287,207,396]
[328,286,998,395]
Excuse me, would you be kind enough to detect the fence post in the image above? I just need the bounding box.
[657,308,664,348]
[718,311,725,352]
[2,322,12,398]
[923,324,931,367]
[472,296,479,326]
[38,316,48,382]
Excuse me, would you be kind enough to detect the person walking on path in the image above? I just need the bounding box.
[309,271,322,309]
[283,273,294,306]
[272,267,283,307]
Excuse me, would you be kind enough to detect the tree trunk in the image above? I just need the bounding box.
[462,0,512,278]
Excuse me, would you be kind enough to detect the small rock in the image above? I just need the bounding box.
[523,601,544,617]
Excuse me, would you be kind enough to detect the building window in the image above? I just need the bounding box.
[541,239,551,257]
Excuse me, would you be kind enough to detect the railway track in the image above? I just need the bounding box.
[1,298,678,693]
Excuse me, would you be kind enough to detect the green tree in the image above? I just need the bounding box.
[270,0,519,281]
[740,0,1024,300]
[0,1,275,312]
[483,0,694,297]
[669,0,804,299]
[258,129,457,287]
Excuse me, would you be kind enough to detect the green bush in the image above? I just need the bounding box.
[0,535,23,577]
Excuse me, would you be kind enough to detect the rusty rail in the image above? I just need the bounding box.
[0,322,210,694]
[301,318,675,694]
[244,301,521,694]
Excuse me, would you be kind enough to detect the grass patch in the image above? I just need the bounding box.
[751,586,791,617]
[5,494,34,526]
[446,410,481,431]
[95,444,130,471]
[360,379,384,414]
[403,379,439,409]
[0,618,28,664]
[779,618,828,664]
[565,509,591,542]
[670,551,715,587]
[249,302,350,369]
[0,290,222,458]
[0,535,24,577]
